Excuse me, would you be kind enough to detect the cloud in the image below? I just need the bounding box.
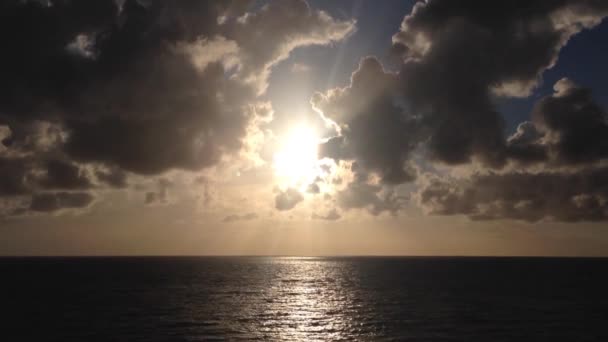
[391,0,608,167]
[29,192,95,213]
[143,178,172,205]
[0,0,355,215]
[502,78,608,167]
[275,188,304,211]
[222,0,355,92]
[311,58,416,215]
[0,0,255,176]
[223,212,258,223]
[36,159,93,190]
[0,157,95,194]
[0,156,98,215]
[0,0,353,175]
[312,208,341,221]
[416,167,608,222]
[336,178,407,216]
[313,57,419,185]
[0,157,31,196]
[530,78,608,165]
[309,0,608,219]
[95,166,128,188]
[416,75,608,222]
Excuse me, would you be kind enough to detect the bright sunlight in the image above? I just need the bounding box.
[273,125,321,188]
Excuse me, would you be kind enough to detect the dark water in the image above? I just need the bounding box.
[1,257,607,341]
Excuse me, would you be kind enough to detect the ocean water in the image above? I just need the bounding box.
[1,257,607,341]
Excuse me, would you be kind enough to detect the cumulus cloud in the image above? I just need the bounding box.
[313,57,419,185]
[222,0,355,92]
[0,157,95,193]
[416,77,608,222]
[275,188,304,211]
[311,58,417,215]
[530,78,608,165]
[336,178,407,216]
[309,0,608,219]
[0,0,355,216]
[2,0,607,223]
[503,78,608,167]
[0,0,255,176]
[0,156,99,215]
[391,0,608,167]
[417,168,608,222]
[317,68,608,222]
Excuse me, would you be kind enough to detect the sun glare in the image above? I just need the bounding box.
[273,125,320,188]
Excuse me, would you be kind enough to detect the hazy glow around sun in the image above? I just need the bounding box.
[273,125,321,188]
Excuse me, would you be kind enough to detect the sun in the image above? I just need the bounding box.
[273,125,320,188]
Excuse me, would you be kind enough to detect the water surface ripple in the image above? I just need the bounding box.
[2,257,607,341]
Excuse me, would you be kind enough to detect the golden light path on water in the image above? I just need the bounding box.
[189,257,387,341]
[264,258,358,341]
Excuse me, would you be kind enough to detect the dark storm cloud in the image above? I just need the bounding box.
[275,188,304,211]
[417,167,608,222]
[29,192,95,213]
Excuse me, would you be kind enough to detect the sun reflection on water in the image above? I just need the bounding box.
[260,257,359,341]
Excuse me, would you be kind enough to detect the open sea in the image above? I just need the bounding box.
[1,257,607,341]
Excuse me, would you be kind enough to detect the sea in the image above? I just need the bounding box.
[1,257,607,341]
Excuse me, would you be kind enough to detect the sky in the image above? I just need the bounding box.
[1,0,608,256]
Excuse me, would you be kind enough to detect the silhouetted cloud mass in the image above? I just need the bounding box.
[1,0,607,222]
[417,167,608,222]
[312,0,608,220]
[29,192,94,213]
[0,0,354,216]
[393,0,608,166]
